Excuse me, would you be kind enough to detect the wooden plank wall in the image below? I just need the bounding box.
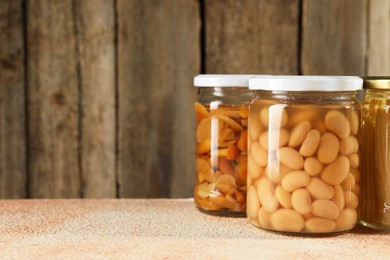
[0,0,389,199]
[0,0,26,198]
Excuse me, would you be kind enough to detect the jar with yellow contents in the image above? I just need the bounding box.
[361,77,390,231]
[247,76,363,234]
[193,75,256,216]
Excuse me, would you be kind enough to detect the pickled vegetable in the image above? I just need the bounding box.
[247,101,360,233]
[194,102,248,214]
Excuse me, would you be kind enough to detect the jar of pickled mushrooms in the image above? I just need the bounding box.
[361,77,390,231]
[247,76,363,234]
[193,75,256,216]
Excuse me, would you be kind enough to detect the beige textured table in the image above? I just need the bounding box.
[0,199,389,259]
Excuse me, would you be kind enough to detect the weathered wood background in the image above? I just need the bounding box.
[0,0,389,198]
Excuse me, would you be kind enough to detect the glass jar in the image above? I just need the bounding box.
[360,77,390,231]
[193,75,256,216]
[247,76,363,234]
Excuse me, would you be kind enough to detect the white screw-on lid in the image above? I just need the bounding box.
[194,74,254,87]
[249,76,363,91]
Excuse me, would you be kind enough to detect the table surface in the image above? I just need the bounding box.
[0,199,389,259]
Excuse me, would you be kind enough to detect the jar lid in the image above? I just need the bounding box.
[363,76,390,90]
[194,74,254,87]
[249,76,363,91]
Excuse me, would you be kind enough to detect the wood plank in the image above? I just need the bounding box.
[366,0,390,75]
[0,0,26,198]
[205,0,299,74]
[301,0,367,75]
[75,0,116,198]
[27,0,80,198]
[117,0,200,198]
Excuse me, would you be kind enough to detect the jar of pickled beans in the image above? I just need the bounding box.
[247,76,363,234]
[193,75,256,216]
[361,77,390,231]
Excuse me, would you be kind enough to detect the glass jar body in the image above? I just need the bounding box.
[360,89,390,231]
[247,90,361,234]
[194,87,255,216]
